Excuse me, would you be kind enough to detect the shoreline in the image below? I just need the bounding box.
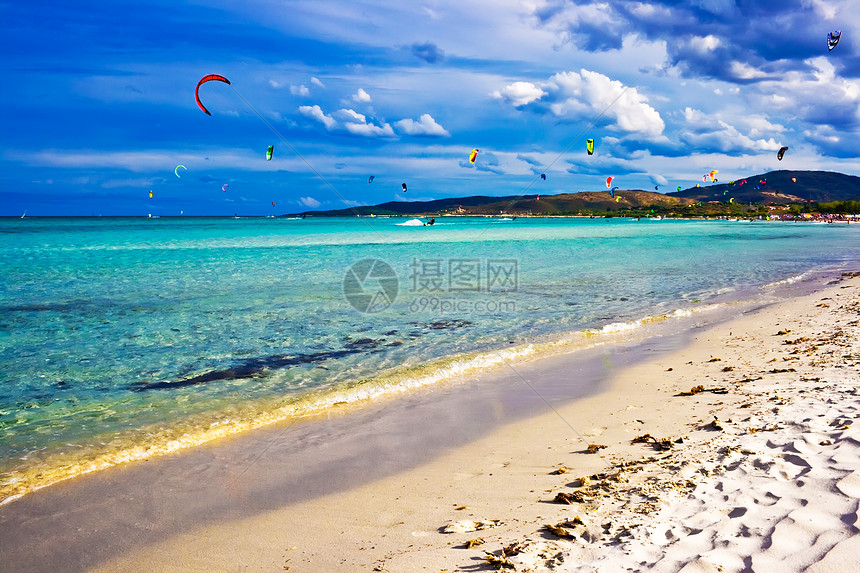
[0,313,712,571]
[104,272,860,571]
[0,266,798,507]
[0,271,857,571]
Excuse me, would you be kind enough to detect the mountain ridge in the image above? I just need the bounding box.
[287,170,860,217]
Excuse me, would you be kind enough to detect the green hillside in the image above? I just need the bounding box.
[287,170,860,217]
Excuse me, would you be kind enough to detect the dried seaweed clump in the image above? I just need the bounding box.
[554,491,590,504]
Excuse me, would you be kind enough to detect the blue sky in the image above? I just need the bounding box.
[3,0,859,216]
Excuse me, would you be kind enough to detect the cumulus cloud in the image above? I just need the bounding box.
[337,108,395,137]
[679,107,780,154]
[737,115,787,139]
[803,125,845,156]
[290,85,310,96]
[299,104,396,137]
[411,42,445,63]
[299,196,320,208]
[352,88,371,103]
[335,109,367,124]
[628,2,672,20]
[311,77,325,88]
[536,0,627,51]
[729,61,770,81]
[689,34,721,55]
[495,69,665,137]
[491,81,547,107]
[528,1,851,85]
[746,58,860,134]
[299,105,336,129]
[394,114,450,136]
[344,122,395,137]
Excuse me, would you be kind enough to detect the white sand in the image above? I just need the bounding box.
[88,274,860,572]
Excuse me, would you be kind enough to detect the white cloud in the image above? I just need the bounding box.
[395,114,450,136]
[335,108,367,123]
[299,105,336,129]
[764,93,791,106]
[352,88,372,103]
[650,174,669,186]
[803,125,840,145]
[337,108,396,137]
[494,70,664,137]
[344,122,395,137]
[729,61,769,80]
[690,34,721,54]
[299,196,320,208]
[628,2,672,19]
[683,107,706,123]
[298,104,395,137]
[739,115,786,138]
[290,85,310,96]
[545,69,665,137]
[807,0,837,20]
[491,81,546,107]
[310,77,325,88]
[749,58,860,129]
[680,107,780,153]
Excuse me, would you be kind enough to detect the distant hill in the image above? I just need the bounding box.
[667,170,860,204]
[287,170,860,217]
[289,190,696,217]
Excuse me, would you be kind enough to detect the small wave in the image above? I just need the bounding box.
[763,272,809,289]
[667,304,721,318]
[584,303,727,337]
[596,318,648,334]
[396,219,425,227]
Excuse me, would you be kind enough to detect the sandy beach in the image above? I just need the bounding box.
[2,272,858,572]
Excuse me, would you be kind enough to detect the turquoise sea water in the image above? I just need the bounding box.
[1,215,858,501]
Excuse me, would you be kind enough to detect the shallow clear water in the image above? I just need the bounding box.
[1,215,858,500]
